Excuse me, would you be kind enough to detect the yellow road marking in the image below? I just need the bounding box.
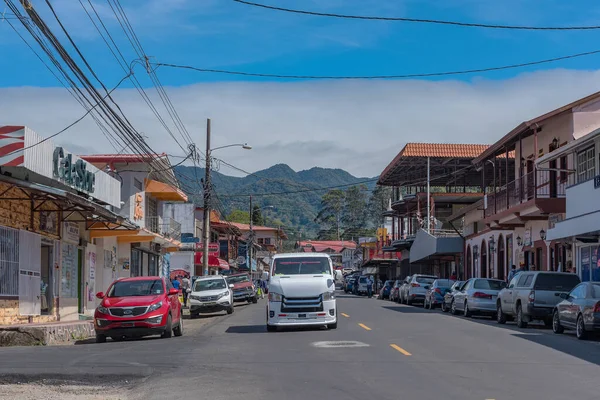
[341,313,350,318]
[358,323,371,331]
[390,344,412,356]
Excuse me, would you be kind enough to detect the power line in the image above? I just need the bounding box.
[155,48,600,80]
[233,0,600,31]
[220,178,378,197]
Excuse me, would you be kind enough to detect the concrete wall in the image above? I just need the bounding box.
[465,229,512,279]
[573,97,600,140]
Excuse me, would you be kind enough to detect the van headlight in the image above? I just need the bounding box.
[268,292,282,302]
[322,291,335,301]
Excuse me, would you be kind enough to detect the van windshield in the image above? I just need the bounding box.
[273,257,331,275]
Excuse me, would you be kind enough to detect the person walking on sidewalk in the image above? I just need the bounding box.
[367,276,374,298]
[181,275,191,307]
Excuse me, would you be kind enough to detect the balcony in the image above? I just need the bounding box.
[484,170,566,219]
[146,216,182,241]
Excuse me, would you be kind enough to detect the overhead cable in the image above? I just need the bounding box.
[233,0,600,31]
[155,48,600,80]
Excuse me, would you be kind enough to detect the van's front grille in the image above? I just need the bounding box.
[281,296,323,313]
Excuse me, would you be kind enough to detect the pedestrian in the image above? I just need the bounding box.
[367,276,373,298]
[507,265,517,283]
[261,279,268,298]
[171,276,181,291]
[181,275,191,307]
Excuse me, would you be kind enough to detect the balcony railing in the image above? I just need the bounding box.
[484,170,566,218]
[146,216,182,241]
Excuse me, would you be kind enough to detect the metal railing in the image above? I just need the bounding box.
[146,216,182,241]
[484,169,566,218]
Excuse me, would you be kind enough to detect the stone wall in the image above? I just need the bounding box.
[0,299,58,326]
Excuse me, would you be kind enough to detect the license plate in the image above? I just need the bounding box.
[121,322,134,327]
[203,302,216,306]
[298,313,306,318]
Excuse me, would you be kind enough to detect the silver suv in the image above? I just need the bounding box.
[403,274,437,305]
[496,271,580,328]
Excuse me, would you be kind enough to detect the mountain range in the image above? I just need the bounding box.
[174,164,378,238]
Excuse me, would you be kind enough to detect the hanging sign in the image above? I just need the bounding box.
[62,222,80,244]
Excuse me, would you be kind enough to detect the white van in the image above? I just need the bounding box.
[266,253,337,332]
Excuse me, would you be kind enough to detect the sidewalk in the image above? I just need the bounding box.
[0,320,94,347]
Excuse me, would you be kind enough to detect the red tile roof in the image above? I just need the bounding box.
[228,222,288,239]
[298,240,357,253]
[398,143,489,158]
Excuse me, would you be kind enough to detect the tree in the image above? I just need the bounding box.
[227,209,250,224]
[252,205,264,226]
[341,185,370,239]
[368,185,392,228]
[314,189,345,240]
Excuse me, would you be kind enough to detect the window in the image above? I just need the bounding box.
[134,178,143,191]
[264,238,271,245]
[0,226,19,296]
[257,238,264,245]
[474,279,507,290]
[576,146,595,183]
[108,279,164,297]
[273,257,331,275]
[193,278,227,292]
[516,275,529,287]
[534,273,580,291]
[570,284,586,299]
[591,284,600,299]
[523,275,534,287]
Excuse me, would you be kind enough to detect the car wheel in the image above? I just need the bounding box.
[552,310,564,334]
[252,297,258,304]
[227,306,234,315]
[463,301,472,318]
[516,304,528,328]
[95,334,106,343]
[266,324,277,332]
[161,314,173,338]
[327,322,338,330]
[173,314,184,337]
[496,303,507,324]
[576,314,588,340]
[111,336,123,342]
[451,300,459,315]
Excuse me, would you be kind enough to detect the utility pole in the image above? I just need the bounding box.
[426,156,431,233]
[202,119,211,276]
[249,195,253,278]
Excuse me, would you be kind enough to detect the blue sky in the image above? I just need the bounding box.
[2,0,600,176]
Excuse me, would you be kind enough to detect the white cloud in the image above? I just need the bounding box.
[1,68,600,178]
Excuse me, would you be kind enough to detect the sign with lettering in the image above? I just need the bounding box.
[62,222,80,244]
[52,147,95,193]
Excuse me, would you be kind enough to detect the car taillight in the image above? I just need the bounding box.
[473,292,492,299]
[594,302,600,313]
[528,290,535,303]
[411,283,420,287]
[434,288,442,295]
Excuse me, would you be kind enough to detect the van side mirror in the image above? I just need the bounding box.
[95,291,104,299]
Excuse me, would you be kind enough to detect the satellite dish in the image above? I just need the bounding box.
[236,256,246,265]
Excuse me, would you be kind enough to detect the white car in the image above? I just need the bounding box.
[266,253,337,332]
[189,276,234,317]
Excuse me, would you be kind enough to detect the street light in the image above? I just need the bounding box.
[202,118,252,276]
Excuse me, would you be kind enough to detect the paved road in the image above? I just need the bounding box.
[1,294,600,399]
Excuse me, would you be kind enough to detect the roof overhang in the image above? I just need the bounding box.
[145,179,188,202]
[536,127,600,166]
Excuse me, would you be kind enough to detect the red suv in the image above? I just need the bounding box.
[94,276,183,343]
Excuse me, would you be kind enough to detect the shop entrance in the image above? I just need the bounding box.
[40,243,54,315]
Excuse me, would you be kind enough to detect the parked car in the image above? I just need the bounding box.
[553,281,600,340]
[356,276,369,295]
[390,280,402,302]
[189,275,235,317]
[452,278,507,317]
[398,276,412,303]
[404,275,437,305]
[94,276,183,343]
[497,272,580,328]
[344,277,357,293]
[441,280,465,312]
[424,279,455,309]
[379,280,394,300]
[226,273,257,304]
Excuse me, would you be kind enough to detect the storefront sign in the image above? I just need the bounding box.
[195,242,219,256]
[62,222,80,244]
[52,147,95,193]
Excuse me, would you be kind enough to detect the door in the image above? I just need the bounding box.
[454,279,471,311]
[511,274,532,314]
[561,284,585,327]
[526,160,535,200]
[40,245,53,315]
[549,159,557,198]
[480,243,488,278]
[497,236,505,280]
[18,230,42,316]
[78,248,84,314]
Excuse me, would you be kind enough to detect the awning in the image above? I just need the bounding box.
[194,253,230,270]
[547,211,600,241]
[409,229,463,263]
[145,179,188,202]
